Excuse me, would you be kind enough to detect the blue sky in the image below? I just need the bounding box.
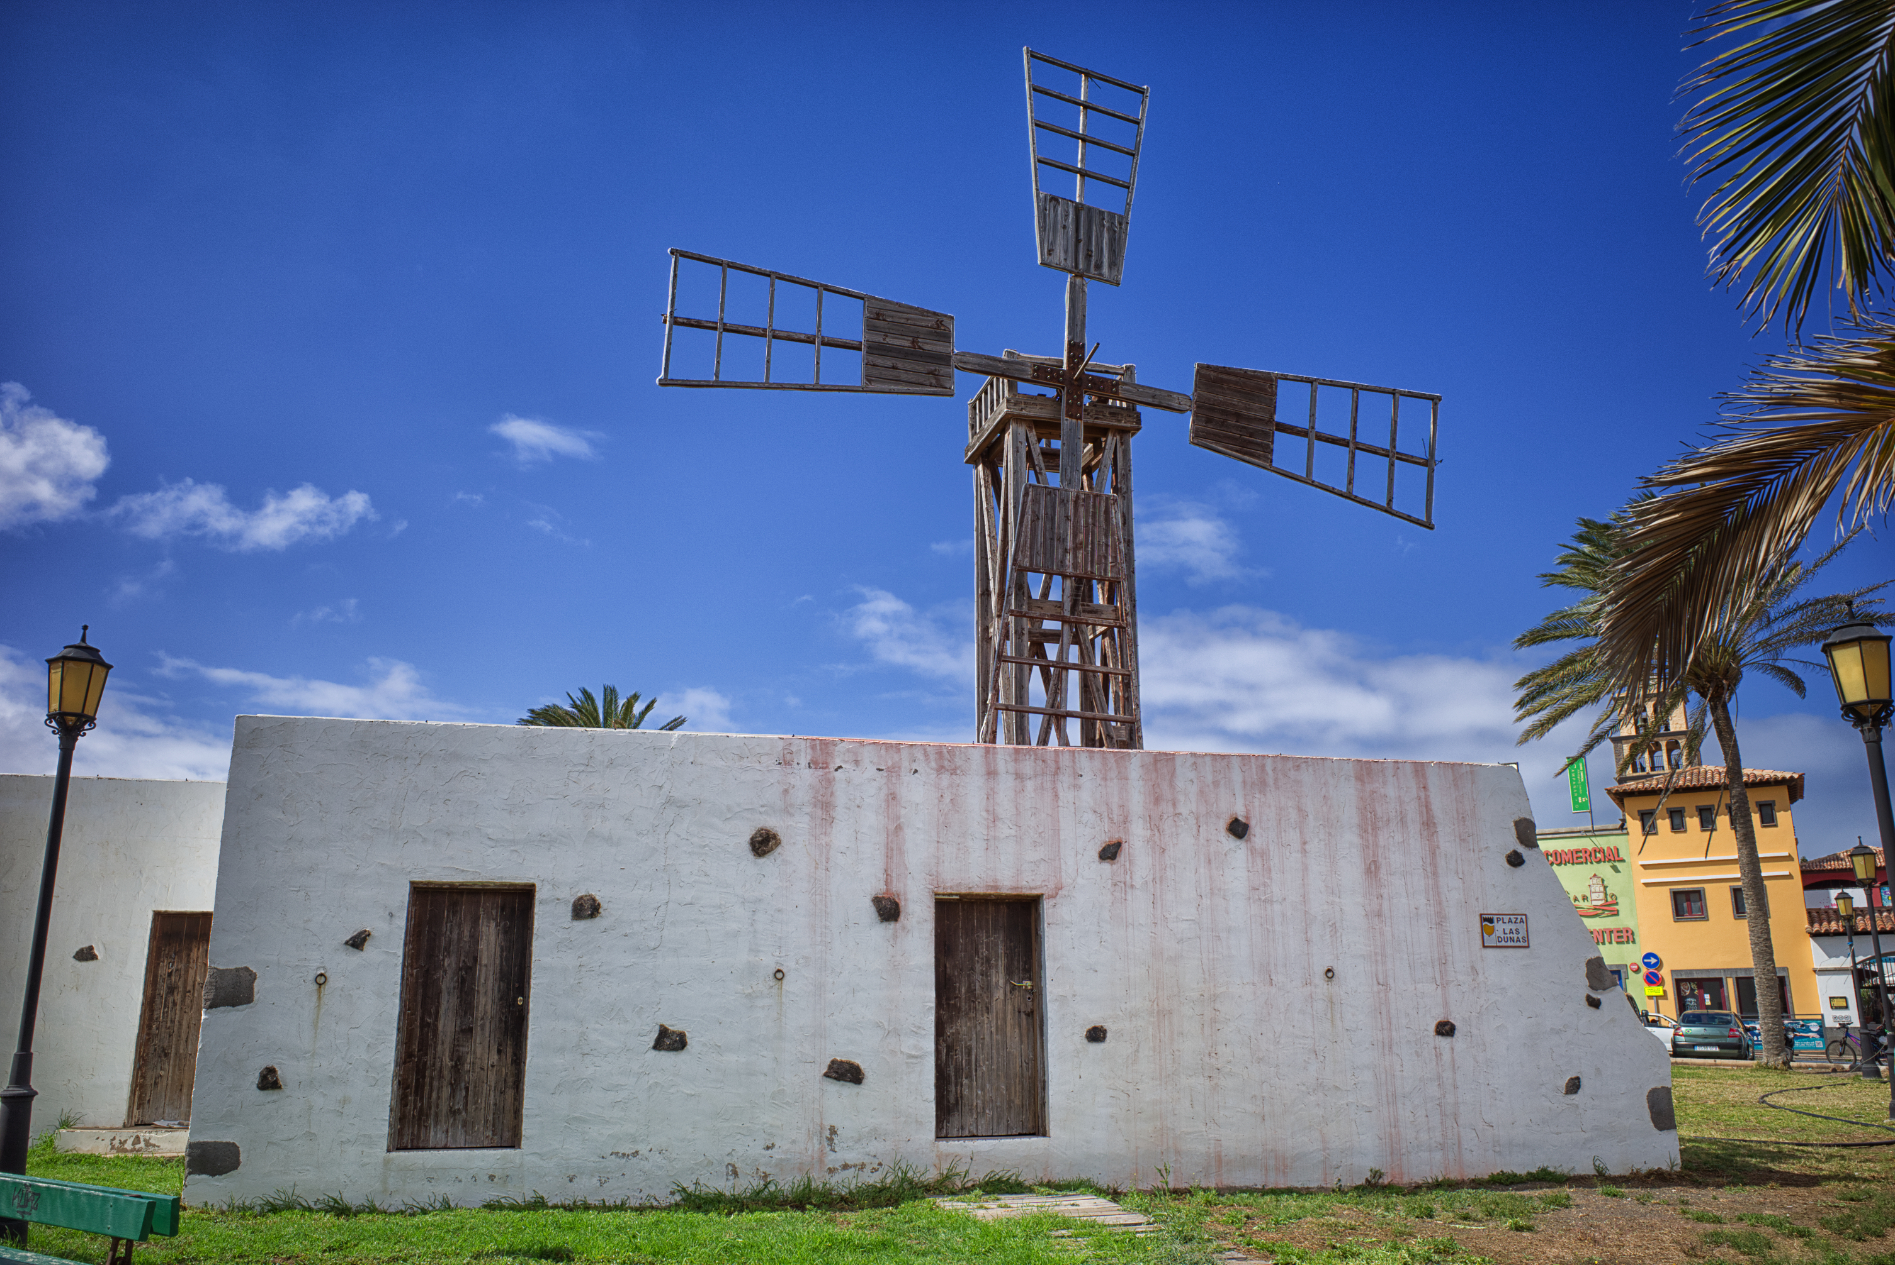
[0,1,1885,851]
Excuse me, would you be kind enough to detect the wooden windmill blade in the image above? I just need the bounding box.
[1024,49,1149,286]
[658,249,955,396]
[1189,364,1441,529]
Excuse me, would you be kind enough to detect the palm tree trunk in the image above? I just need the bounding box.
[1707,691,1788,1068]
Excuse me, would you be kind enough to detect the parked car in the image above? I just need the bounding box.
[1673,1011,1753,1060]
[1643,1012,1678,1049]
[1741,1018,1827,1059]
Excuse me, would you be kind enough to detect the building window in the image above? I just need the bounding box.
[1698,805,1718,832]
[1731,886,1767,918]
[1667,743,1684,770]
[1668,807,1688,832]
[1756,800,1778,827]
[1639,810,1657,835]
[1672,888,1708,920]
[1677,976,1727,1010]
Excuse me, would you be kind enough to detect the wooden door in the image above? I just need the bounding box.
[126,911,213,1125]
[389,885,534,1150]
[935,897,1045,1138]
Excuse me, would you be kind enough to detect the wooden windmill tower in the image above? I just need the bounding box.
[659,49,1440,750]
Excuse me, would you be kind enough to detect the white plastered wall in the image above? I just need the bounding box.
[0,775,226,1129]
[185,717,1676,1206]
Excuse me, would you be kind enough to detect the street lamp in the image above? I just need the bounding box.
[1827,610,1895,1109]
[0,629,110,1238]
[1853,842,1895,1102]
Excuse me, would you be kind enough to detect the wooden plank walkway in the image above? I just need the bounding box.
[934,1193,1157,1234]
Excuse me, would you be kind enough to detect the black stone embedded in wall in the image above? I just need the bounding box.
[204,966,257,1009]
[257,1066,283,1091]
[343,929,371,951]
[1585,956,1615,991]
[1434,1020,1456,1038]
[1586,995,1603,1009]
[72,945,98,961]
[749,827,782,858]
[186,1141,241,1176]
[1563,1076,1582,1095]
[823,1058,864,1084]
[572,894,603,920]
[1085,1026,1108,1043]
[1514,818,1538,850]
[1647,1086,1677,1131]
[1098,840,1123,862]
[653,1025,688,1052]
[1226,817,1249,840]
[871,895,901,922]
[1505,850,1525,868]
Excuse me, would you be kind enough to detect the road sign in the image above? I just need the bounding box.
[1567,760,1591,814]
[1645,986,1666,996]
[1642,952,1662,971]
[1480,913,1529,948]
[1644,970,1664,987]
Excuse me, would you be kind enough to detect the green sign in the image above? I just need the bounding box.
[1567,760,1591,813]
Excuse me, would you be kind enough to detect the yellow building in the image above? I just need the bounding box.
[1606,764,1815,1020]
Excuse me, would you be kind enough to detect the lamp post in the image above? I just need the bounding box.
[1839,890,1860,1036]
[1852,844,1893,1097]
[0,629,110,1239]
[1826,612,1895,1109]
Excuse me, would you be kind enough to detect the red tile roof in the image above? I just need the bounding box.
[1804,846,1885,874]
[1605,764,1804,806]
[1807,904,1895,936]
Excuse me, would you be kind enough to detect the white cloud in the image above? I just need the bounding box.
[1138,500,1252,584]
[0,646,230,781]
[156,655,464,721]
[1140,606,1518,759]
[491,415,599,465]
[841,587,974,682]
[110,559,177,605]
[671,687,733,732]
[930,539,972,556]
[112,479,376,551]
[292,598,361,627]
[0,383,110,529]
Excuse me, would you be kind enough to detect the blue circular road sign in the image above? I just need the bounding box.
[1642,952,1662,970]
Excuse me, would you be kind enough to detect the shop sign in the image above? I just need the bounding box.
[1590,927,1635,945]
[1547,844,1625,865]
[1567,759,1591,813]
[1480,913,1529,948]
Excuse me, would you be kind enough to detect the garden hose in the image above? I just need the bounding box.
[1680,1080,1895,1148]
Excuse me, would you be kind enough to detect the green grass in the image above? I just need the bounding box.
[19,1138,1208,1265]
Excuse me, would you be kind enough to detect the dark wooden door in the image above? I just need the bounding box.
[389,885,534,1150]
[935,897,1045,1138]
[126,911,213,1125]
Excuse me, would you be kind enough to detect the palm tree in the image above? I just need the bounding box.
[519,685,685,731]
[1517,511,1888,1067]
[1597,1,1895,688]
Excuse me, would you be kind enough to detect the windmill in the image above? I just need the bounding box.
[658,48,1440,751]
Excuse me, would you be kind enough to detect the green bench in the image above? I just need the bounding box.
[0,1174,180,1264]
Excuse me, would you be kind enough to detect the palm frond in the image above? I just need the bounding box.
[1598,321,1895,688]
[519,683,686,730]
[1681,0,1895,331]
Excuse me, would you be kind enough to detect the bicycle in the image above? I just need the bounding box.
[1825,1023,1887,1070]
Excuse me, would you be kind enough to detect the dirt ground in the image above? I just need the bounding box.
[1150,1063,1895,1264]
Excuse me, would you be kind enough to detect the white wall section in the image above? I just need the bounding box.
[186,717,1675,1206]
[0,775,225,1129]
